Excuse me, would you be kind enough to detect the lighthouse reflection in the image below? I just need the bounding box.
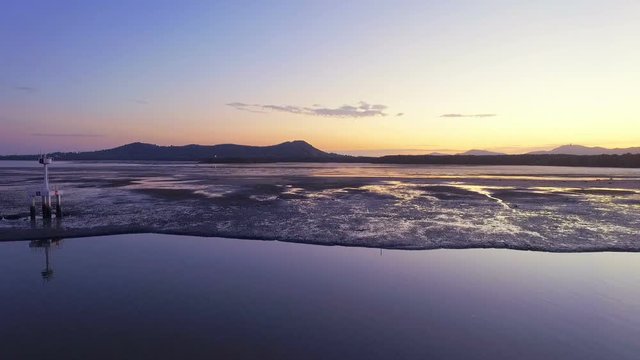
[29,238,63,281]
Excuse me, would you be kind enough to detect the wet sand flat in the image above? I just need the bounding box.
[1,161,640,252]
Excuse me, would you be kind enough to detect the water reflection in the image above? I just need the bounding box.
[29,238,63,281]
[2,234,640,359]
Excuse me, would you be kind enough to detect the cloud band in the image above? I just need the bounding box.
[228,101,398,118]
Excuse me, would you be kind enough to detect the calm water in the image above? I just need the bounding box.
[1,234,640,359]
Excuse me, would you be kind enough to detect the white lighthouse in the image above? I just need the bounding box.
[30,154,62,220]
[40,154,52,192]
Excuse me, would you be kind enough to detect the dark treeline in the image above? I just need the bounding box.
[204,154,640,168]
[200,157,360,163]
[5,151,640,169]
[200,153,640,168]
[372,153,640,168]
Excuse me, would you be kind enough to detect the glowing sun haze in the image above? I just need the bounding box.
[1,0,639,155]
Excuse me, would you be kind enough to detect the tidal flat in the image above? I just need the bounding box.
[1,161,640,252]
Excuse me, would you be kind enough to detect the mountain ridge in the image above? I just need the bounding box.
[458,149,506,156]
[0,140,343,161]
[528,144,640,156]
[2,142,640,168]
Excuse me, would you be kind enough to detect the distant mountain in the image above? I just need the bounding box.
[4,141,640,168]
[529,144,640,156]
[458,149,506,156]
[0,140,346,162]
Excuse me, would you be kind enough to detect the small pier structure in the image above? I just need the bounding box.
[29,154,63,221]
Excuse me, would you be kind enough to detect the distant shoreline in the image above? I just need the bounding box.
[199,153,640,168]
[3,153,640,168]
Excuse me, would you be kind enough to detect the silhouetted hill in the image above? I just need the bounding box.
[529,144,640,155]
[458,149,506,156]
[0,140,345,162]
[4,141,640,167]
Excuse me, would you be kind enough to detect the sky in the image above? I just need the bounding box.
[1,0,639,155]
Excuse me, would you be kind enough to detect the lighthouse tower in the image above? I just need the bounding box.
[29,154,62,221]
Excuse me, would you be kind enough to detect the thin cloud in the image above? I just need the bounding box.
[396,113,404,117]
[13,86,37,93]
[227,102,268,113]
[227,102,249,109]
[440,113,497,118]
[31,133,105,138]
[227,101,392,118]
[263,104,307,114]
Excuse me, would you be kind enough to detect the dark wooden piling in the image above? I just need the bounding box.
[30,197,37,221]
[55,193,62,218]
[42,195,52,219]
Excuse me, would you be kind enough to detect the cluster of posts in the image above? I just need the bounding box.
[29,154,62,221]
